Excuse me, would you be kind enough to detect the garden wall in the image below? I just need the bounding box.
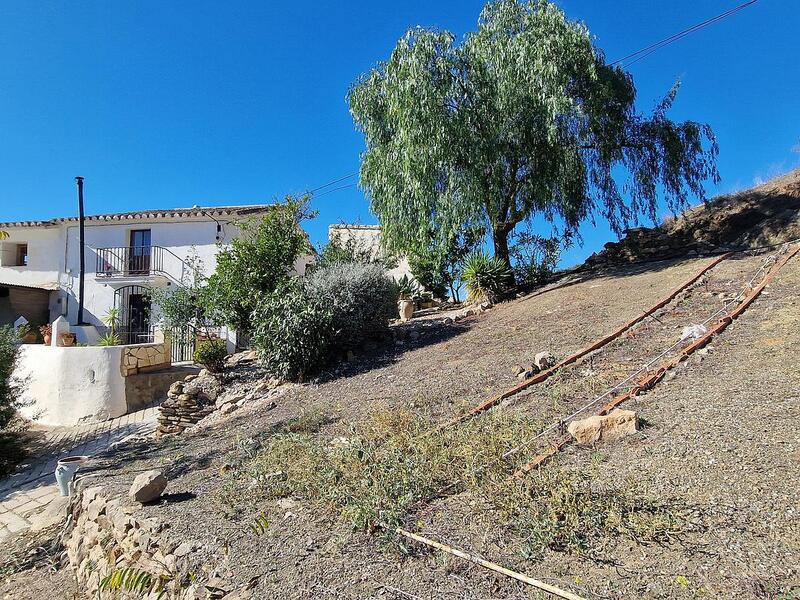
[15,342,173,426]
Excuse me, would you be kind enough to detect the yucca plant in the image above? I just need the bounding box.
[461,252,513,305]
[97,332,122,347]
[395,274,420,300]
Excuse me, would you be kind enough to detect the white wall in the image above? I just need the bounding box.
[328,225,415,283]
[16,344,127,426]
[0,227,62,289]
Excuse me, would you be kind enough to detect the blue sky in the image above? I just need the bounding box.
[0,1,797,267]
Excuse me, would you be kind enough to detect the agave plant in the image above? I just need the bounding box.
[461,252,513,305]
[97,332,122,346]
[395,274,420,300]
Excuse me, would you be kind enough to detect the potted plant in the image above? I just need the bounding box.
[59,332,76,347]
[396,275,418,322]
[17,323,37,344]
[40,324,52,345]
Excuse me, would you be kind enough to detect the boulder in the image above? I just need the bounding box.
[534,351,556,370]
[567,409,638,445]
[129,470,168,504]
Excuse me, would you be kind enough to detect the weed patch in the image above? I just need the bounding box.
[224,409,691,557]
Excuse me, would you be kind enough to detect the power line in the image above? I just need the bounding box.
[611,0,759,68]
[308,172,357,194]
[314,182,357,198]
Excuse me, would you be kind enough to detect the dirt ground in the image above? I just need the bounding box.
[2,250,798,599]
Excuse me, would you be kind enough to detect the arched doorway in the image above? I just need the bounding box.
[114,285,152,344]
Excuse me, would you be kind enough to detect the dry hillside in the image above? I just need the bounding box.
[1,173,799,600]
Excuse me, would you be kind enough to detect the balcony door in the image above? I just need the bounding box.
[129,229,151,275]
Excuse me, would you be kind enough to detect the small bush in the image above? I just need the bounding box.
[461,252,512,304]
[489,468,686,558]
[305,262,398,352]
[0,326,28,477]
[510,233,560,288]
[193,339,228,373]
[250,282,334,381]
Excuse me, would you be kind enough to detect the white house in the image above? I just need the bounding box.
[0,204,301,353]
[327,224,415,283]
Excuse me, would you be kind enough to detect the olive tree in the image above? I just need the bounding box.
[349,0,719,275]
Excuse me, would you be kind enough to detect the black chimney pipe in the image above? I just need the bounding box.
[76,176,86,325]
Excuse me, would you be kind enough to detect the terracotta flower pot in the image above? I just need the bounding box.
[59,333,76,347]
[398,299,414,322]
[43,334,52,345]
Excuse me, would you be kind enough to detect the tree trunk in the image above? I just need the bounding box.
[491,225,515,283]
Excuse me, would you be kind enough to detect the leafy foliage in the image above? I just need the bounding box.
[98,566,170,598]
[408,225,485,301]
[461,252,513,304]
[149,254,214,336]
[349,0,718,275]
[0,326,27,477]
[315,229,397,270]
[490,468,686,558]
[509,231,561,288]
[193,339,228,373]
[305,262,398,352]
[250,281,334,381]
[204,196,314,334]
[248,512,270,536]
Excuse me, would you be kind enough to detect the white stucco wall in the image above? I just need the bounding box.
[328,225,414,283]
[0,227,62,289]
[16,344,127,426]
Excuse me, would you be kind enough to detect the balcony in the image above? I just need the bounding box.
[95,246,187,282]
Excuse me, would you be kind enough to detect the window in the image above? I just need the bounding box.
[14,244,28,267]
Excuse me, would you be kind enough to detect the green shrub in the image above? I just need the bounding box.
[0,326,27,477]
[305,262,397,352]
[203,196,314,334]
[510,232,560,288]
[250,282,334,381]
[193,339,228,373]
[461,252,513,304]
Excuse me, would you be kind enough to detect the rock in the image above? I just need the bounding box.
[680,324,708,342]
[513,365,526,377]
[168,381,184,396]
[219,403,239,416]
[173,541,198,557]
[533,351,556,370]
[184,374,198,382]
[29,496,70,532]
[442,316,454,325]
[276,498,297,510]
[129,470,168,503]
[567,409,639,445]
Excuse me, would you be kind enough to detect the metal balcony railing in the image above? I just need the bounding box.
[95,246,187,280]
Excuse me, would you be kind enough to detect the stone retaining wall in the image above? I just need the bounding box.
[65,485,185,598]
[121,343,172,376]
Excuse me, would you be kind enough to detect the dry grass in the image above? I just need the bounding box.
[223,409,690,556]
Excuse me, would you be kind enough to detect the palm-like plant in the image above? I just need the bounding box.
[461,252,513,305]
[0,231,8,240]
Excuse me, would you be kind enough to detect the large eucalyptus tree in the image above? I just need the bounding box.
[349,0,719,274]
